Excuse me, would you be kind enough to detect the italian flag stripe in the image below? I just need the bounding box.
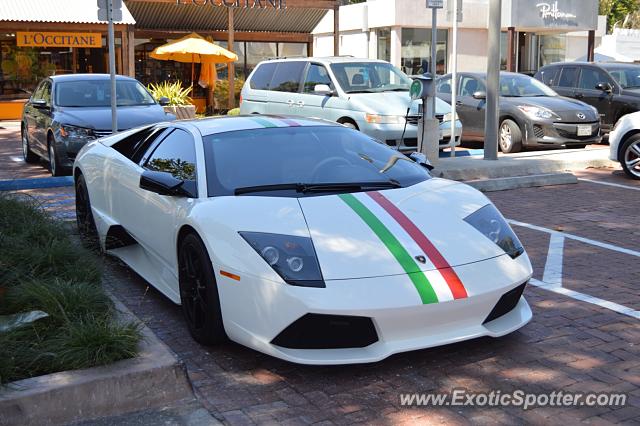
[250,116,278,128]
[338,193,439,304]
[367,191,468,299]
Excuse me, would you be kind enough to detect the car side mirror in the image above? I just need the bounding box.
[158,96,170,106]
[139,170,195,198]
[314,84,334,96]
[32,99,48,108]
[472,91,487,100]
[596,82,613,93]
[409,152,434,171]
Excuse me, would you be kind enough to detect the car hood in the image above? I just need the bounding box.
[298,179,507,280]
[56,105,170,131]
[503,95,599,121]
[348,91,451,116]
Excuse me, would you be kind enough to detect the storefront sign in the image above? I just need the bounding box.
[175,0,286,9]
[536,2,577,21]
[17,32,102,48]
[505,0,597,31]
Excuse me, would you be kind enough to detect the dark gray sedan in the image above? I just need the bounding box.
[436,72,602,153]
[21,74,174,176]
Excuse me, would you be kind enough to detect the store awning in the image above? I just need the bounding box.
[0,0,136,25]
[126,1,326,33]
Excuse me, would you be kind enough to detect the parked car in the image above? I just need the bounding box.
[535,62,640,134]
[21,74,174,176]
[74,115,532,364]
[239,57,462,151]
[608,111,640,179]
[436,72,602,153]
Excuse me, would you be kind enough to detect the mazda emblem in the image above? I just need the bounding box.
[577,113,586,120]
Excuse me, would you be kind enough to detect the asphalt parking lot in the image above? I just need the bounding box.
[1,121,639,424]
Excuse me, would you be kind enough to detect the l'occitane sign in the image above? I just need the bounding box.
[17,32,102,48]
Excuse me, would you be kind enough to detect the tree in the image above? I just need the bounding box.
[600,0,640,32]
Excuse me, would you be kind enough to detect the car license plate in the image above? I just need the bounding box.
[577,125,592,136]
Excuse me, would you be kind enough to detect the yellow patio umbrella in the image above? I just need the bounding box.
[150,33,238,90]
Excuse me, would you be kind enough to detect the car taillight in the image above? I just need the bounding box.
[239,94,243,106]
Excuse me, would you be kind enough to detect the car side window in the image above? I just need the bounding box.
[112,126,166,161]
[31,81,45,102]
[460,76,485,97]
[269,62,306,92]
[539,67,559,86]
[578,67,611,90]
[303,63,333,93]
[40,81,52,107]
[249,62,277,90]
[558,67,579,88]
[436,77,452,95]
[144,129,197,184]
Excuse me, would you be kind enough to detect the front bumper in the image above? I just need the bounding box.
[217,253,532,365]
[522,119,602,147]
[359,120,463,151]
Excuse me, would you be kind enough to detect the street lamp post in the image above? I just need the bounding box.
[484,0,501,161]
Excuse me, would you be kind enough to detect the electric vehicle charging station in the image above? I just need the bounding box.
[410,75,440,166]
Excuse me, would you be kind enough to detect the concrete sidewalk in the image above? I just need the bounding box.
[432,146,617,181]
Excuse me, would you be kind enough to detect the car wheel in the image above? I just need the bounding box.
[22,125,39,163]
[75,174,98,245]
[48,136,67,177]
[499,119,523,153]
[179,233,226,345]
[620,134,640,180]
[339,119,359,130]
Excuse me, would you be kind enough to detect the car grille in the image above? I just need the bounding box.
[406,115,420,126]
[533,125,545,139]
[554,122,600,140]
[92,130,112,138]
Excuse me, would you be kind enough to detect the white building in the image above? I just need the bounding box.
[312,0,607,75]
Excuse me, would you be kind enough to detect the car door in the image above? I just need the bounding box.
[297,62,336,119]
[24,81,45,154]
[555,66,579,98]
[114,127,198,291]
[30,80,53,154]
[266,61,306,115]
[457,75,487,138]
[576,66,616,128]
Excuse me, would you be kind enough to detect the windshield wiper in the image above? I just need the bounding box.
[346,89,377,94]
[382,88,410,92]
[234,181,401,195]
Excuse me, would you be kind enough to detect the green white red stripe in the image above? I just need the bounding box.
[338,192,468,304]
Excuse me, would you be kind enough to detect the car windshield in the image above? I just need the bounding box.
[606,67,640,89]
[203,126,430,197]
[55,80,156,107]
[499,74,557,97]
[330,62,413,93]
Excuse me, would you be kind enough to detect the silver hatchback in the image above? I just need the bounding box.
[239,57,462,151]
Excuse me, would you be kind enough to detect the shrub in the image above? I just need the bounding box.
[147,81,193,106]
[227,108,240,116]
[213,77,244,109]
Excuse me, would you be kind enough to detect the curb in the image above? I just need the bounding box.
[465,173,578,192]
[0,295,195,426]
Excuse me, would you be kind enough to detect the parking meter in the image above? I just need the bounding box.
[410,76,440,166]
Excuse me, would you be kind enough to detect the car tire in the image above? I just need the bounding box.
[499,119,523,153]
[178,233,227,345]
[48,135,68,177]
[620,134,640,180]
[22,125,39,163]
[339,119,359,130]
[75,174,98,245]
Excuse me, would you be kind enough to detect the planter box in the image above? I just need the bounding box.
[163,105,196,120]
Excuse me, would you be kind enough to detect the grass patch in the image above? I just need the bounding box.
[0,194,141,385]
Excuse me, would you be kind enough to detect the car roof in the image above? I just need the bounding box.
[182,115,341,137]
[50,73,139,83]
[441,71,526,79]
[540,61,640,69]
[262,56,389,65]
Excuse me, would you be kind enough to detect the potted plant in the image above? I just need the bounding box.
[147,81,196,119]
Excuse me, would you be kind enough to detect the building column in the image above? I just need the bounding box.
[126,25,135,77]
[368,30,377,60]
[333,5,340,56]
[228,7,235,109]
[390,26,402,69]
[506,26,516,72]
[587,30,595,62]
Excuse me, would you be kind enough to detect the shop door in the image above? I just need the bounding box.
[77,48,106,74]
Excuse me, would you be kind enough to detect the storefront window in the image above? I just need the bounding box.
[500,32,508,71]
[376,28,391,62]
[539,34,566,67]
[278,42,307,59]
[401,28,448,76]
[246,42,276,76]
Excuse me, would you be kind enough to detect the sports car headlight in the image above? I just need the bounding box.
[517,106,556,120]
[364,114,405,124]
[464,205,524,259]
[239,232,325,288]
[59,125,95,142]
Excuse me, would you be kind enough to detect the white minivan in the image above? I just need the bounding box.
[239,57,462,151]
